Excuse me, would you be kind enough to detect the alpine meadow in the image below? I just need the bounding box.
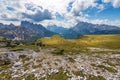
[0,0,120,80]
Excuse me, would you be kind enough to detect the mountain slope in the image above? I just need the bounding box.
[91,29,120,34]
[0,21,55,40]
[0,21,120,40]
[63,22,120,38]
[21,21,55,37]
[71,22,119,34]
[46,22,120,39]
[47,25,68,35]
[0,26,34,40]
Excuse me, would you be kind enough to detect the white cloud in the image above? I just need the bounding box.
[40,18,77,28]
[71,0,97,16]
[89,19,120,27]
[23,0,73,14]
[102,0,120,8]
[97,4,105,12]
[0,0,119,28]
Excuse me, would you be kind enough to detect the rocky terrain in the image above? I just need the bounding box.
[0,47,120,80]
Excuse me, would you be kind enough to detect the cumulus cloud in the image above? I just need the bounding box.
[0,0,119,27]
[22,9,52,22]
[71,0,97,16]
[102,0,120,8]
[89,19,120,26]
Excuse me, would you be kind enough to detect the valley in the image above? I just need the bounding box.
[1,0,120,80]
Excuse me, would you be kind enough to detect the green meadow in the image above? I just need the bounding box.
[34,34,120,54]
[8,34,120,53]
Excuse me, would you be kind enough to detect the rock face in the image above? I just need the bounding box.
[0,52,18,62]
[14,62,22,67]
[71,22,119,34]
[21,21,55,37]
[0,27,34,40]
[0,21,55,40]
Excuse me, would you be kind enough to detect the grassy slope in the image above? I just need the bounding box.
[8,34,120,53]
[8,45,40,52]
[77,34,120,49]
[35,35,120,53]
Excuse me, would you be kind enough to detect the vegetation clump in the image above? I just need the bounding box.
[25,74,36,80]
[73,70,85,77]
[52,49,65,55]
[87,74,106,80]
[97,65,117,73]
[41,68,69,80]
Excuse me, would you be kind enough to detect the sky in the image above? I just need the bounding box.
[0,0,120,28]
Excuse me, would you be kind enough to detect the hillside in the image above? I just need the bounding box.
[0,34,120,80]
[35,34,120,54]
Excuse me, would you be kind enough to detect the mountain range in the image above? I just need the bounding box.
[0,21,55,40]
[47,22,120,38]
[0,21,119,40]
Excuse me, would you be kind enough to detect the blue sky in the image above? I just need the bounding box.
[0,0,120,28]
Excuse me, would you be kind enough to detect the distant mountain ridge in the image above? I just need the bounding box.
[71,22,119,34]
[47,22,120,38]
[0,21,55,40]
[0,21,120,40]
[21,21,55,37]
[47,25,68,35]
[91,29,120,34]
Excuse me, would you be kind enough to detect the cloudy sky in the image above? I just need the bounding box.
[0,0,120,28]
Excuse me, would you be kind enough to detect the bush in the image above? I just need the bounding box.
[36,42,45,47]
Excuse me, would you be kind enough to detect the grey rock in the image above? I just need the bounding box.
[0,52,18,62]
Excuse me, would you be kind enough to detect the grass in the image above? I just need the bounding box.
[87,74,106,80]
[52,49,65,55]
[77,34,120,49]
[91,63,117,73]
[0,60,12,79]
[97,65,117,73]
[25,74,36,80]
[0,60,12,71]
[8,45,40,52]
[103,60,116,67]
[68,57,75,63]
[73,70,106,80]
[1,34,120,53]
[40,68,69,80]
[0,37,9,42]
[0,72,12,80]
[32,63,42,68]
[35,34,120,54]
[73,70,85,77]
[36,35,87,54]
[21,56,31,63]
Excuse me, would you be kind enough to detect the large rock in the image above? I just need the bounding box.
[0,52,18,62]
